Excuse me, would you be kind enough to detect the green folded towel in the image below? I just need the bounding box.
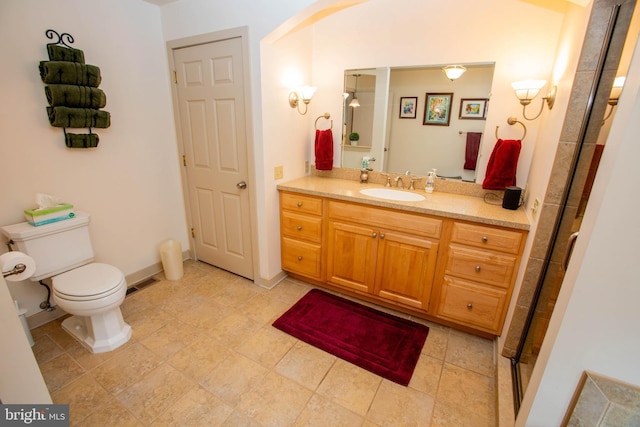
[47,45,85,63]
[65,132,99,148]
[39,61,101,87]
[47,106,110,128]
[45,85,106,109]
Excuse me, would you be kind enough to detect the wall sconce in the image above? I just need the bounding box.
[512,79,557,120]
[442,65,467,81]
[348,74,361,108]
[602,76,626,124]
[289,85,317,115]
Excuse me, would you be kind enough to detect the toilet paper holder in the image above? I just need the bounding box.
[2,263,27,278]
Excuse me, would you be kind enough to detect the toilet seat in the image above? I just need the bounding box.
[53,263,125,301]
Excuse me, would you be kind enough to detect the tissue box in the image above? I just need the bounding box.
[24,204,75,226]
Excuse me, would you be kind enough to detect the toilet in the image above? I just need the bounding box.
[1,211,131,353]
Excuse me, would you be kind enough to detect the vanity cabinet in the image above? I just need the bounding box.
[278,188,527,337]
[435,222,525,334]
[326,201,441,310]
[280,192,324,280]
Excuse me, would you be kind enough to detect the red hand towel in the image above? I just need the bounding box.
[464,132,482,170]
[482,139,521,190]
[315,129,333,170]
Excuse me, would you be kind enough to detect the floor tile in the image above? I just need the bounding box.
[140,319,203,360]
[275,341,336,390]
[116,363,194,422]
[409,353,443,396]
[150,385,233,426]
[32,334,64,364]
[239,293,290,325]
[316,359,382,416]
[91,342,162,394]
[50,374,112,425]
[234,326,297,369]
[236,371,313,427]
[367,380,435,426]
[445,330,495,378]
[39,353,85,393]
[75,398,143,427]
[436,363,495,421]
[292,394,364,426]
[201,352,268,406]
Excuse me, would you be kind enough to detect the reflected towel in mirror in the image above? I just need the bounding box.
[464,132,482,170]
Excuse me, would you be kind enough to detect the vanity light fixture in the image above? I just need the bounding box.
[512,79,557,121]
[349,74,361,108]
[602,76,626,124]
[442,65,467,81]
[289,85,317,115]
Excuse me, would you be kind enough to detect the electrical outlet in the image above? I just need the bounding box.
[532,197,541,217]
[305,161,310,174]
[274,165,284,180]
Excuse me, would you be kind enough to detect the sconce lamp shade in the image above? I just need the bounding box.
[289,85,317,115]
[349,97,360,108]
[512,80,547,105]
[442,65,467,81]
[610,76,626,100]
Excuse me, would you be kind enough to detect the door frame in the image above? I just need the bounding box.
[167,27,259,282]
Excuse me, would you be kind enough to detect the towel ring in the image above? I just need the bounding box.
[495,116,526,140]
[315,112,333,130]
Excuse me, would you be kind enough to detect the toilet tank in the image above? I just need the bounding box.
[0,211,95,281]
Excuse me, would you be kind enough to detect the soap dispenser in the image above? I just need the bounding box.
[425,170,435,193]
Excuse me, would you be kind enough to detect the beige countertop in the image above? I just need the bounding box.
[277,176,530,230]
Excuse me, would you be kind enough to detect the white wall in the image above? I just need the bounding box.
[0,0,188,316]
[517,33,640,426]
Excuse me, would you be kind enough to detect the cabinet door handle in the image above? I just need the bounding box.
[371,232,377,238]
[482,236,488,243]
[297,225,303,231]
[467,303,473,309]
[475,265,481,272]
[379,233,385,239]
[297,256,303,261]
[297,202,303,207]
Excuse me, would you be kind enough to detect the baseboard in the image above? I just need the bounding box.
[25,251,191,329]
[253,270,288,289]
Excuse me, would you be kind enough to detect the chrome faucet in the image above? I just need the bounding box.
[394,176,404,189]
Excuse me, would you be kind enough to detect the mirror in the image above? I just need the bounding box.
[342,63,495,182]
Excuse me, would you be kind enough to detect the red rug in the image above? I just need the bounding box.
[272,289,429,386]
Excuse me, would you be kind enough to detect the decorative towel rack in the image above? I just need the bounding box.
[315,112,332,130]
[495,116,527,140]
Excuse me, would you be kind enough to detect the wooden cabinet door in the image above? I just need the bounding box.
[327,221,378,293]
[374,230,439,310]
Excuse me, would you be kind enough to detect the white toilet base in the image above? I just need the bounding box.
[61,309,131,354]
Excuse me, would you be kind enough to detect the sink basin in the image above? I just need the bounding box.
[359,188,426,202]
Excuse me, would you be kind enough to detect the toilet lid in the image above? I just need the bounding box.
[53,263,124,297]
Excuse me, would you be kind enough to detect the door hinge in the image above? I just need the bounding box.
[182,155,187,167]
[173,70,178,84]
[191,228,195,238]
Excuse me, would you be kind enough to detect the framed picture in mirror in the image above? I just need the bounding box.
[459,98,488,120]
[399,97,418,119]
[424,93,452,126]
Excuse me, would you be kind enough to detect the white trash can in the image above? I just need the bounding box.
[159,239,184,280]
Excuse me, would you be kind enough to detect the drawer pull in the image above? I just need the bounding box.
[297,256,303,261]
[482,236,488,243]
[380,233,385,239]
[372,232,377,238]
[297,225,303,231]
[467,303,473,309]
[297,202,303,207]
[475,265,481,272]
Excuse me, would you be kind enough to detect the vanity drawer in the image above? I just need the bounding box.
[437,276,508,333]
[281,211,322,243]
[281,192,323,216]
[281,237,322,279]
[328,200,442,239]
[450,222,523,254]
[445,244,517,289]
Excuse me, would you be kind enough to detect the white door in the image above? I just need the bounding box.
[173,37,253,280]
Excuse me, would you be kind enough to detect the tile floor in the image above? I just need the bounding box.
[32,261,497,426]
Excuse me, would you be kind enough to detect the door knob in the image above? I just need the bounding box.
[237,181,247,189]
